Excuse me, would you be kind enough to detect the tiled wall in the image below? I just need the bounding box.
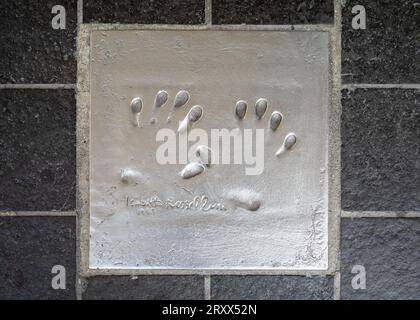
[340,0,420,300]
[0,0,419,300]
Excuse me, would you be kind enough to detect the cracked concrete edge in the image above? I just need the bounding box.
[77,25,91,93]
[76,22,340,278]
[76,24,91,298]
[77,268,338,276]
[80,23,333,32]
[325,0,342,277]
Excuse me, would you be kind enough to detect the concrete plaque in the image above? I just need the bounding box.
[87,30,330,270]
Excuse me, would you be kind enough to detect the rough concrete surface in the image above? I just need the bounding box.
[82,275,204,300]
[0,89,76,211]
[83,0,205,24]
[342,0,420,83]
[0,0,77,84]
[0,217,76,300]
[341,88,420,211]
[213,0,334,24]
[341,218,420,300]
[211,275,334,300]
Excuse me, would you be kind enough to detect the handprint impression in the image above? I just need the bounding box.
[179,97,298,179]
[123,90,298,212]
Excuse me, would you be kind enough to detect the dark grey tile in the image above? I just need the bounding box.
[342,31,420,84]
[82,276,204,300]
[0,1,77,84]
[342,0,419,32]
[0,217,76,300]
[211,276,334,300]
[213,0,334,25]
[341,88,420,211]
[83,0,205,24]
[341,218,420,300]
[0,89,76,211]
[342,0,420,83]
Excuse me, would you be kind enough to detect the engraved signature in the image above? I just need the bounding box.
[126,195,227,212]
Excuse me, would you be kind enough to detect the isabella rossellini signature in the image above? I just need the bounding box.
[126,195,227,212]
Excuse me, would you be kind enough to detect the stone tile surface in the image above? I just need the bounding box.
[83,0,205,24]
[211,276,334,300]
[0,89,76,211]
[82,276,204,300]
[0,1,77,83]
[342,0,420,83]
[213,0,334,24]
[341,218,420,300]
[0,217,76,300]
[341,88,420,211]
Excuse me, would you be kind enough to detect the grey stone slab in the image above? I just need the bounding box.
[82,276,204,300]
[342,0,420,83]
[341,218,420,300]
[0,1,77,84]
[83,0,205,24]
[341,88,420,211]
[212,0,334,25]
[0,89,76,211]
[0,217,76,300]
[211,276,334,300]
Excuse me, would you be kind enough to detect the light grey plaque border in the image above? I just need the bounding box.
[77,21,341,277]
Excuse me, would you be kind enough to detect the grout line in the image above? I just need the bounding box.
[77,0,83,26]
[0,211,76,217]
[343,83,420,90]
[76,276,86,301]
[342,210,420,218]
[205,0,212,25]
[76,222,83,301]
[0,84,76,90]
[333,272,341,300]
[204,275,211,300]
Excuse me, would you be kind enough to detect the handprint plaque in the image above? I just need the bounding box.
[87,30,331,270]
